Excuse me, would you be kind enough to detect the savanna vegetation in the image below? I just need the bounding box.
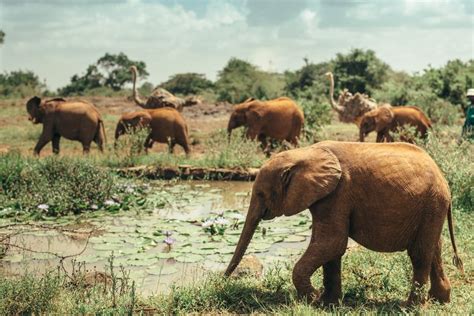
[0,48,472,314]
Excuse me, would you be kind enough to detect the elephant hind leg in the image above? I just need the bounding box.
[320,257,342,305]
[428,240,451,303]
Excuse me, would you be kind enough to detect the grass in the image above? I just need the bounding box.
[0,211,472,314]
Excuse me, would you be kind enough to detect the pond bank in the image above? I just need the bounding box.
[117,165,260,181]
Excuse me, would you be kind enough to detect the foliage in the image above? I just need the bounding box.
[160,73,214,95]
[0,152,114,216]
[332,48,391,95]
[284,59,331,96]
[0,70,47,98]
[298,98,332,143]
[58,52,148,96]
[0,30,4,44]
[215,58,285,103]
[422,136,474,213]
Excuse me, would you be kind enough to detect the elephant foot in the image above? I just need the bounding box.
[314,289,341,307]
[428,286,450,304]
[296,287,320,303]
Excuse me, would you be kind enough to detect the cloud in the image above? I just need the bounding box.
[0,0,472,90]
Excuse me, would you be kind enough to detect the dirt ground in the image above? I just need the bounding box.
[0,96,235,157]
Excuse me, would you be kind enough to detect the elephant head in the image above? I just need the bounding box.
[225,145,342,276]
[359,106,394,142]
[227,98,256,138]
[26,96,43,124]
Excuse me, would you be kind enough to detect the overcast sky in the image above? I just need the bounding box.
[1,0,473,90]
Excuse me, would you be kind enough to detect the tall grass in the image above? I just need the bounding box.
[0,152,114,216]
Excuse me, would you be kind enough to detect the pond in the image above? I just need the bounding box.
[0,180,353,295]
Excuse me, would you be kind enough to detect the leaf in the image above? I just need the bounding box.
[147,265,179,276]
[175,254,204,263]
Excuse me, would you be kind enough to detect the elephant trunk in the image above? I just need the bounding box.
[227,119,236,142]
[224,206,261,276]
[114,122,124,148]
[359,128,366,142]
[130,66,147,108]
[325,72,346,115]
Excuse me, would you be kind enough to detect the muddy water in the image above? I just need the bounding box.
[0,181,354,295]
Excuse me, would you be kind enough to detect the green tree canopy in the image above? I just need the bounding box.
[160,73,213,95]
[215,58,285,103]
[0,70,46,97]
[58,52,148,96]
[332,48,390,95]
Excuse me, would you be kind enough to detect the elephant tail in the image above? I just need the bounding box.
[447,204,464,274]
[99,119,107,144]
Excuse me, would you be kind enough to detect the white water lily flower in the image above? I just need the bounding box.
[104,200,117,206]
[37,204,49,210]
[214,217,229,226]
[201,219,215,228]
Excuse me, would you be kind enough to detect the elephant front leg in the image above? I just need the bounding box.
[34,132,52,156]
[293,240,346,305]
[52,134,61,154]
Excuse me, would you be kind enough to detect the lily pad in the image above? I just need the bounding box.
[146,265,179,276]
[2,253,24,263]
[175,254,204,263]
[284,235,307,243]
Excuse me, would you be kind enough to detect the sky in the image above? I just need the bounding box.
[0,0,473,90]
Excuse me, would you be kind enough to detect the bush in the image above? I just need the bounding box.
[298,98,332,142]
[0,70,47,98]
[160,73,214,95]
[422,138,474,213]
[0,153,114,216]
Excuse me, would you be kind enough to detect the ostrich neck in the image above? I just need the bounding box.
[131,68,146,107]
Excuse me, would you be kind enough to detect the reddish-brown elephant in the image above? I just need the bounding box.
[225,141,463,306]
[359,105,432,142]
[115,108,190,155]
[114,110,152,147]
[227,97,304,149]
[26,96,106,155]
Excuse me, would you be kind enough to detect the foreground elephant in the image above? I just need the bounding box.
[359,106,432,142]
[26,96,106,155]
[225,141,463,306]
[115,108,190,155]
[227,97,304,148]
[114,110,152,146]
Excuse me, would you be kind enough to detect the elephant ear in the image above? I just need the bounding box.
[374,106,394,132]
[26,96,41,112]
[280,147,342,216]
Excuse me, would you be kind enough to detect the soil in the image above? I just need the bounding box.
[0,96,234,157]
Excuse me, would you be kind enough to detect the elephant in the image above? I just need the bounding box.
[225,141,463,306]
[359,105,432,143]
[114,110,152,147]
[26,96,106,155]
[130,65,193,112]
[227,97,304,150]
[130,108,190,155]
[325,72,378,126]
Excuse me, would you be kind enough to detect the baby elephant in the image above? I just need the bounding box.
[26,96,106,155]
[114,111,152,147]
[225,141,463,306]
[115,108,190,155]
[359,105,432,142]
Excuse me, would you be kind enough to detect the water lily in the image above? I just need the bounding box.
[163,236,175,246]
[37,204,49,210]
[201,219,215,228]
[104,199,117,206]
[90,204,99,210]
[214,217,229,226]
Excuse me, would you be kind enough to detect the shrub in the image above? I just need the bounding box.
[0,153,114,216]
[298,98,332,143]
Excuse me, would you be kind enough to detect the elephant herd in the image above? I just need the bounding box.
[25,69,433,156]
[23,68,463,307]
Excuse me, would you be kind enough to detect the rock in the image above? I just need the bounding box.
[233,255,263,278]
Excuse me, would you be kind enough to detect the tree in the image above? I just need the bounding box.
[0,30,5,45]
[215,58,285,103]
[160,73,213,95]
[0,70,46,97]
[97,52,148,91]
[58,52,148,95]
[332,48,390,95]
